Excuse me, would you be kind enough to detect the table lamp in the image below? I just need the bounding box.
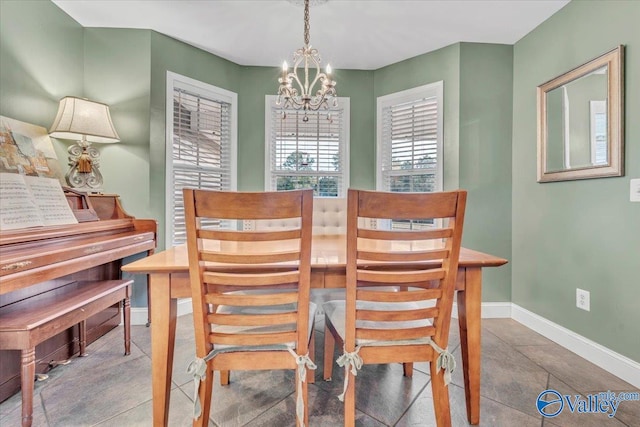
[49,96,120,193]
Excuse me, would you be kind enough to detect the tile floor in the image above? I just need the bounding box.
[1,315,638,427]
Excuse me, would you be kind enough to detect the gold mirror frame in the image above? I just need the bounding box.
[537,45,624,183]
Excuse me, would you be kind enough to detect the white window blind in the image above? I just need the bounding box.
[377,82,443,229]
[265,96,349,197]
[166,73,236,245]
[378,82,443,194]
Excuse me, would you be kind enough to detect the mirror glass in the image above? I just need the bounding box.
[537,46,624,182]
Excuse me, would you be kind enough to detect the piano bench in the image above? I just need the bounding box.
[0,279,133,427]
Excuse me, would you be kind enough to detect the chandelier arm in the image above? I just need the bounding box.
[306,51,324,97]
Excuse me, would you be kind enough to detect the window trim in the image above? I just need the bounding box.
[264,95,350,197]
[376,81,444,192]
[165,71,237,246]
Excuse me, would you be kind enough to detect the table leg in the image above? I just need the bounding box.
[150,273,177,427]
[457,267,482,425]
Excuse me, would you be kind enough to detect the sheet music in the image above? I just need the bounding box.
[23,175,78,226]
[0,173,78,230]
[0,173,44,230]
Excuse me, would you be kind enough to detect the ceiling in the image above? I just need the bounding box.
[52,0,569,70]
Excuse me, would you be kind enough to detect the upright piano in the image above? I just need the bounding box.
[0,192,156,403]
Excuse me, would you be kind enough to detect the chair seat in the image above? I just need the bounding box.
[215,301,317,350]
[323,300,433,347]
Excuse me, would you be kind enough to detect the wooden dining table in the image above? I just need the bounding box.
[122,234,507,426]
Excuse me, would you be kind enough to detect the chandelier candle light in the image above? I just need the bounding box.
[277,0,337,119]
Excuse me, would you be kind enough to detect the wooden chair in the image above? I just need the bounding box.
[323,189,467,427]
[183,189,316,427]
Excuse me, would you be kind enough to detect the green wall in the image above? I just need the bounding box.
[0,0,83,162]
[459,43,513,302]
[83,29,152,217]
[512,0,640,361]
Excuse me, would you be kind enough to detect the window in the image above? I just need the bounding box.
[166,72,237,245]
[590,100,607,165]
[265,96,349,197]
[377,82,443,230]
[377,81,443,194]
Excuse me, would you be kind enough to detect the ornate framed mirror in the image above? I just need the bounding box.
[537,45,624,182]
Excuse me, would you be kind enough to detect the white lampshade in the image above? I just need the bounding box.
[49,96,120,143]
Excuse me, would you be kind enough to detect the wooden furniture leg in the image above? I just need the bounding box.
[457,267,482,425]
[150,274,177,427]
[146,276,151,327]
[20,348,35,427]
[123,290,131,355]
[79,320,88,356]
[307,329,316,384]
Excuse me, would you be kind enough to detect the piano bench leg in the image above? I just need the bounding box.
[21,348,35,427]
[123,294,131,356]
[79,320,88,357]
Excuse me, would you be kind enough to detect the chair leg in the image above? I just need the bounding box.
[323,322,336,380]
[296,367,310,427]
[403,362,414,377]
[307,329,316,384]
[194,365,214,427]
[220,370,230,386]
[430,361,452,427]
[343,367,356,427]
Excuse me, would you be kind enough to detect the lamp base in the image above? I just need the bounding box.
[66,141,104,194]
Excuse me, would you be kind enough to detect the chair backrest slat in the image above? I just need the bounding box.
[210,331,298,347]
[208,312,297,327]
[357,288,442,303]
[357,249,450,262]
[203,271,300,287]
[199,228,301,242]
[357,307,439,322]
[357,268,445,285]
[356,326,436,342]
[201,250,301,264]
[205,291,299,307]
[358,227,453,241]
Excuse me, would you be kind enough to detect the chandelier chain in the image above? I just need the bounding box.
[304,0,310,46]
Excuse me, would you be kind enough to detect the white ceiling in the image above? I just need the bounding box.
[52,0,569,70]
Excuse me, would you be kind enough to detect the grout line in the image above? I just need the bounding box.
[240,390,295,427]
[391,380,430,427]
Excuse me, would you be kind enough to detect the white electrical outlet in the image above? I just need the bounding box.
[576,288,590,311]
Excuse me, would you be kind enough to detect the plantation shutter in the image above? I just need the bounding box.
[269,107,345,197]
[171,87,232,244]
[380,96,439,193]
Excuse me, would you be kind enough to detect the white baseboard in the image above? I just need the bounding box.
[131,308,149,326]
[130,299,194,326]
[129,299,639,388]
[512,304,640,389]
[451,301,512,319]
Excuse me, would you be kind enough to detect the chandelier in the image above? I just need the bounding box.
[277,0,337,115]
